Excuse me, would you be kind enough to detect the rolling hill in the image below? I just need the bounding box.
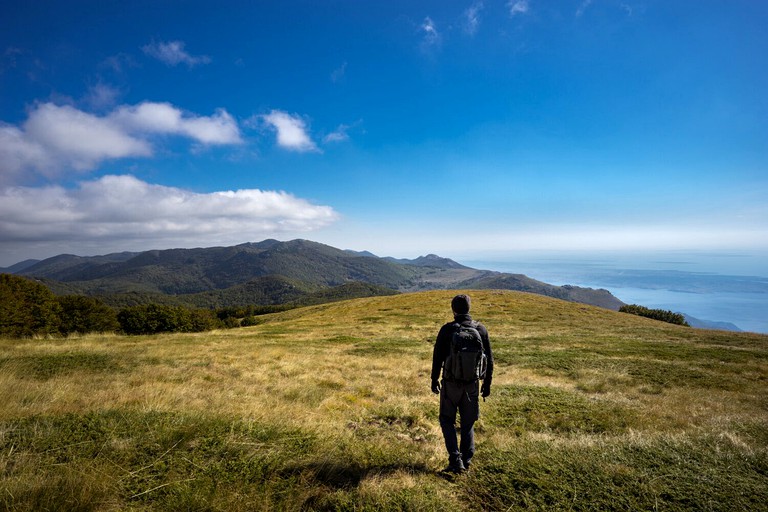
[1,290,765,510]
[10,239,624,310]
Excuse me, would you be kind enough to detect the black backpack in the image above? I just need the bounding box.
[443,321,487,382]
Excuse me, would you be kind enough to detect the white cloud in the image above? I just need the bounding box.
[112,102,242,144]
[83,83,122,110]
[142,40,211,67]
[420,17,441,50]
[463,2,484,35]
[3,103,152,178]
[508,0,529,16]
[28,104,153,166]
[262,110,319,152]
[0,175,339,246]
[0,102,242,184]
[0,123,56,183]
[323,124,350,144]
[331,61,347,83]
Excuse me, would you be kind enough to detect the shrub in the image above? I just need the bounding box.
[187,308,220,332]
[216,306,243,321]
[240,315,262,327]
[222,317,241,329]
[118,304,220,335]
[215,305,290,329]
[619,304,690,326]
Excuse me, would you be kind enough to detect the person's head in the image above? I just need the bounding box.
[451,294,471,316]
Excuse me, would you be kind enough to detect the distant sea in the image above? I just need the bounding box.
[464,250,768,334]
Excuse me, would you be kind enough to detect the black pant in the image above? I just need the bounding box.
[439,379,480,464]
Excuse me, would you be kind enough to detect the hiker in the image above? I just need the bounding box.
[431,294,494,473]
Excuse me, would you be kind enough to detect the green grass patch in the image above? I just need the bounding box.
[0,352,125,380]
[464,432,767,511]
[0,409,451,511]
[1,410,317,511]
[324,335,367,343]
[488,385,639,435]
[347,337,421,356]
[495,334,767,393]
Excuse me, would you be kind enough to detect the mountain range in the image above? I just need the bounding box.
[3,239,624,310]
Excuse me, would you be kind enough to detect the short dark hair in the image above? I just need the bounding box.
[451,294,471,315]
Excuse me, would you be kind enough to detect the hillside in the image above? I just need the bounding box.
[1,290,766,510]
[456,272,622,310]
[12,239,624,310]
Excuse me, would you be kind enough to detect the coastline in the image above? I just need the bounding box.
[463,251,768,334]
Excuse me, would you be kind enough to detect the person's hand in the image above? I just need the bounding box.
[481,381,491,398]
[431,380,441,394]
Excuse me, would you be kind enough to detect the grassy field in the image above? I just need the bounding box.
[1,290,766,511]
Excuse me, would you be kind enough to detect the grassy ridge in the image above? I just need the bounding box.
[1,290,766,510]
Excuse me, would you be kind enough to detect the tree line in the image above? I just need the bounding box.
[3,273,692,337]
[0,274,280,337]
[619,304,690,326]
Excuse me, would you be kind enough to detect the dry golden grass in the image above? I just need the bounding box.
[1,290,766,510]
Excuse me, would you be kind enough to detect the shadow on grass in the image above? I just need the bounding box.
[280,460,433,489]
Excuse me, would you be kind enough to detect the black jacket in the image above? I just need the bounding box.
[431,313,493,385]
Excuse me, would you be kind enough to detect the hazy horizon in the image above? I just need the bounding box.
[464,250,768,334]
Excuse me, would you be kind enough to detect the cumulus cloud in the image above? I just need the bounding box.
[112,102,241,144]
[262,110,319,152]
[0,102,242,184]
[0,175,339,245]
[508,0,529,16]
[1,104,152,180]
[142,40,211,67]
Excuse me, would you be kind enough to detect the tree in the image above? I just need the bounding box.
[57,295,120,335]
[0,274,61,337]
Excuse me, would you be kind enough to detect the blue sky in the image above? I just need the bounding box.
[1,0,767,266]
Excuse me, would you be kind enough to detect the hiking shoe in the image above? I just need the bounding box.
[462,458,472,471]
[442,459,466,474]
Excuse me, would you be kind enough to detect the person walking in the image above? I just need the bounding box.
[431,294,494,473]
